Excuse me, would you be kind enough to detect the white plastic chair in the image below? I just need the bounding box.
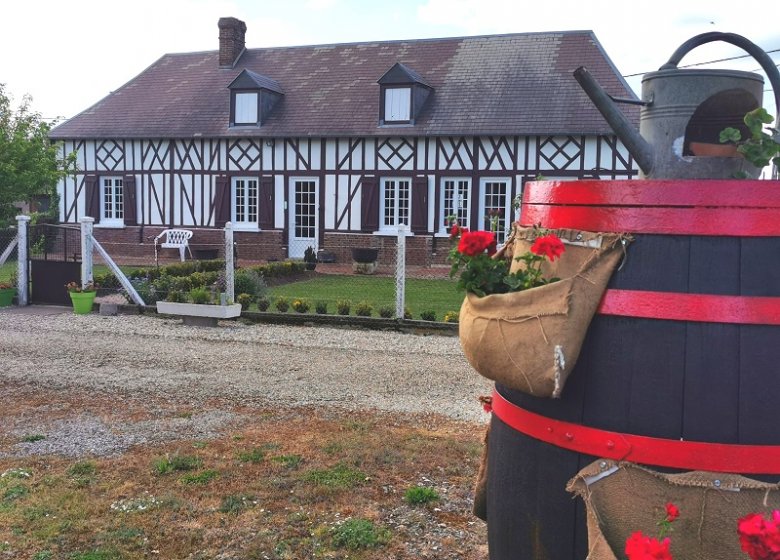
[154,229,193,262]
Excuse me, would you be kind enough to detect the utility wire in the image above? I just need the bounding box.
[623,48,780,78]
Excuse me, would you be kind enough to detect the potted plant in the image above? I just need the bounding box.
[156,285,241,326]
[65,281,97,314]
[719,107,780,176]
[351,247,379,275]
[0,281,16,307]
[303,246,317,271]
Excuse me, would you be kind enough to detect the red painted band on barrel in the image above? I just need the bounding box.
[491,389,780,474]
[520,179,780,236]
[598,289,780,325]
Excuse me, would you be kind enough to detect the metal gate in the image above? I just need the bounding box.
[28,222,81,305]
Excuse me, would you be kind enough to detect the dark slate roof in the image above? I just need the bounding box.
[50,30,638,139]
[228,69,284,93]
[378,62,432,88]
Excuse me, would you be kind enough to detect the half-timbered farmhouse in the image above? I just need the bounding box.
[50,17,638,265]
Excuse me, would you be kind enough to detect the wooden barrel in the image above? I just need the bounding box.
[487,179,780,559]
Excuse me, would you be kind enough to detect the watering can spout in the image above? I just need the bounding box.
[573,66,655,176]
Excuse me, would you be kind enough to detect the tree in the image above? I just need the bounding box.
[0,84,76,226]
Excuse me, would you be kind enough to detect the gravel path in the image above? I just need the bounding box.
[0,307,492,457]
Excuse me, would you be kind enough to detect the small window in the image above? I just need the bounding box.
[100,177,124,225]
[235,92,258,124]
[384,88,411,122]
[380,178,411,231]
[441,178,470,233]
[232,177,258,228]
[481,179,510,244]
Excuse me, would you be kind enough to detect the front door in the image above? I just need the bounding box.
[288,178,318,258]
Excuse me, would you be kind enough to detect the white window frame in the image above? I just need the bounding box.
[384,87,411,122]
[231,176,259,231]
[99,176,124,227]
[379,177,411,233]
[439,177,471,235]
[234,92,259,125]
[479,178,512,245]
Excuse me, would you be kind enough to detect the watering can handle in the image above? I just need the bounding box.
[659,32,780,120]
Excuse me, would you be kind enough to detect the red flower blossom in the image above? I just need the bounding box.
[625,531,673,560]
[530,234,565,261]
[458,230,497,257]
[449,224,461,238]
[665,503,680,523]
[738,511,780,560]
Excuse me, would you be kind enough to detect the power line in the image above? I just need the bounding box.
[623,48,780,78]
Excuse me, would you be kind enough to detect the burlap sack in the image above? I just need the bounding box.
[459,227,628,398]
[567,460,780,560]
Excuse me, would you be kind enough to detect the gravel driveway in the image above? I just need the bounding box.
[0,307,493,457]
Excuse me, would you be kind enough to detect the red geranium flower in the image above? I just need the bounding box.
[738,511,780,560]
[665,503,680,523]
[530,234,565,261]
[458,230,496,257]
[449,223,460,238]
[625,531,673,560]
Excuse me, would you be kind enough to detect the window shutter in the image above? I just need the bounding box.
[123,175,137,225]
[213,176,230,228]
[259,177,274,229]
[84,175,100,223]
[360,177,378,232]
[410,177,428,234]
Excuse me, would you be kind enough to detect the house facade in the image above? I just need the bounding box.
[50,18,638,265]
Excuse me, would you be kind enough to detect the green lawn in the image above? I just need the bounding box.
[266,274,464,321]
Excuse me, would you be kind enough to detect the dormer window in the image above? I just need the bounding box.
[234,92,259,124]
[378,63,433,126]
[228,69,283,127]
[384,87,411,122]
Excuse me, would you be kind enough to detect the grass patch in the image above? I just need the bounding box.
[218,493,256,514]
[21,434,46,443]
[180,469,219,485]
[302,463,366,489]
[404,485,440,505]
[153,454,202,474]
[266,275,461,320]
[272,454,302,469]
[236,447,266,464]
[331,518,391,550]
[68,548,122,560]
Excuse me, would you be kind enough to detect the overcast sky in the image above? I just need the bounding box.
[2,0,778,122]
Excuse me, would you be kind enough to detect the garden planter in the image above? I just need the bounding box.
[69,291,96,314]
[486,179,780,560]
[0,287,15,307]
[156,301,242,326]
[351,248,378,263]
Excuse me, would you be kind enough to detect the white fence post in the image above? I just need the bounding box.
[16,215,30,306]
[79,217,94,288]
[224,222,235,303]
[395,226,406,319]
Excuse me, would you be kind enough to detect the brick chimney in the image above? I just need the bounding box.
[218,17,247,68]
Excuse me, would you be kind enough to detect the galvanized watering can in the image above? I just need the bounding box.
[575,32,780,179]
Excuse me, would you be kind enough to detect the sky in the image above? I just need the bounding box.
[1,0,779,123]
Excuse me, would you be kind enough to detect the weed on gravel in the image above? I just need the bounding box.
[0,404,488,559]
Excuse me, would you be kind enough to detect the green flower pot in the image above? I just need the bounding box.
[0,287,15,307]
[69,291,96,314]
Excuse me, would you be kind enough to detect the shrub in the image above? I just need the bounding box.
[256,297,270,312]
[189,287,211,304]
[404,485,439,505]
[403,307,413,320]
[237,293,252,310]
[336,299,351,316]
[291,298,311,313]
[420,310,436,321]
[275,296,290,313]
[92,273,120,290]
[170,276,193,292]
[331,518,390,550]
[125,278,159,304]
[165,290,187,303]
[315,300,328,314]
[188,271,208,288]
[235,269,267,300]
[443,311,459,323]
[378,306,394,318]
[355,301,373,317]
